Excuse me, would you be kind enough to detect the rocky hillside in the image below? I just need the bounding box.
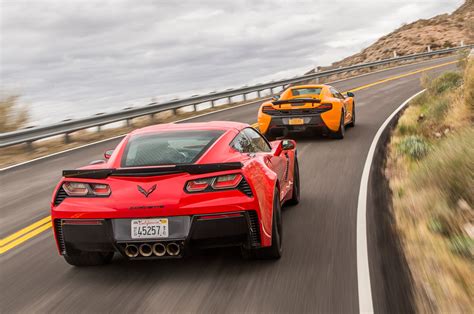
[332,0,473,67]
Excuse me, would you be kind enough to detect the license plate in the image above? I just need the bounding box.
[131,218,169,239]
[289,118,304,125]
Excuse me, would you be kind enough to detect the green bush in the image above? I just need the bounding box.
[397,135,430,160]
[426,72,463,96]
[449,235,474,258]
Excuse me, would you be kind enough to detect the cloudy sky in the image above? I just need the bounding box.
[0,0,463,126]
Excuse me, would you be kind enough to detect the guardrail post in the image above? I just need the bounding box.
[26,141,33,150]
[64,133,71,144]
[97,125,102,132]
[257,90,261,98]
[270,87,274,94]
[227,96,232,104]
[211,100,215,108]
[242,93,247,101]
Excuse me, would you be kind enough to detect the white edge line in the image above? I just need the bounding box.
[356,89,426,313]
[0,98,269,172]
[1,56,454,172]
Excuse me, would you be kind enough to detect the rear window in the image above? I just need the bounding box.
[291,88,322,96]
[121,130,224,167]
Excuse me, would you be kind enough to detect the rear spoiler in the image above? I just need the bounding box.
[63,162,243,179]
[272,98,321,105]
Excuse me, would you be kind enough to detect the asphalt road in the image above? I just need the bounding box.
[0,56,457,313]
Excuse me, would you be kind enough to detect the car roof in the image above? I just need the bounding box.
[289,84,329,89]
[130,121,248,136]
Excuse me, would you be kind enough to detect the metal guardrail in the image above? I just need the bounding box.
[1,45,471,148]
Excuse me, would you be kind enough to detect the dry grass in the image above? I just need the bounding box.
[0,95,28,133]
[386,56,474,312]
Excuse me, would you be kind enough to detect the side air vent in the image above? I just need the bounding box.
[238,178,253,197]
[54,219,66,255]
[247,211,261,247]
[54,186,68,206]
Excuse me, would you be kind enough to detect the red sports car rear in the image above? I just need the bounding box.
[51,122,300,266]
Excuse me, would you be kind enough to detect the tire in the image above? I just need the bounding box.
[347,103,355,128]
[330,111,345,139]
[64,251,114,267]
[285,157,300,206]
[256,188,283,259]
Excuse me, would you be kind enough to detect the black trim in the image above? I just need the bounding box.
[272,98,321,105]
[63,162,243,179]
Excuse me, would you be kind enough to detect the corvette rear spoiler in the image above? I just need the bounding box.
[63,162,243,179]
[272,98,321,105]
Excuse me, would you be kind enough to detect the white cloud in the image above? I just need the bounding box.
[0,0,464,126]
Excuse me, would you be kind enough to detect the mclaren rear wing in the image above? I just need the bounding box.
[272,98,321,106]
[63,162,243,179]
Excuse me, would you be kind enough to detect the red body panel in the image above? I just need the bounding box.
[51,122,297,254]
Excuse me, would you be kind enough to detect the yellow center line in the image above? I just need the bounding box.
[0,221,52,254]
[0,215,51,247]
[0,59,458,255]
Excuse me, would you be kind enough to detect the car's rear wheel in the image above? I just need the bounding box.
[347,103,355,128]
[64,251,114,267]
[256,188,283,259]
[286,158,300,206]
[331,111,345,139]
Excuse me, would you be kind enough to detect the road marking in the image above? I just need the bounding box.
[0,216,51,247]
[0,60,454,255]
[356,89,426,313]
[347,60,457,93]
[0,217,52,254]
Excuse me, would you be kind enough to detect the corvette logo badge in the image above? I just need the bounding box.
[137,184,157,198]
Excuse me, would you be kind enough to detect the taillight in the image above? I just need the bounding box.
[262,106,276,114]
[63,182,89,196]
[185,174,243,193]
[186,178,213,192]
[62,182,111,197]
[318,103,333,110]
[212,174,242,189]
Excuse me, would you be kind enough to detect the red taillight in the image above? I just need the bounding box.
[185,174,243,193]
[186,178,213,192]
[212,174,242,189]
[318,103,333,110]
[63,182,89,196]
[62,182,111,197]
[90,184,111,196]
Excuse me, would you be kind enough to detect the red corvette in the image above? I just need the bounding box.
[51,122,300,266]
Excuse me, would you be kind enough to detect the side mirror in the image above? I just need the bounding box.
[281,139,296,150]
[271,95,280,101]
[104,149,114,159]
[346,92,355,98]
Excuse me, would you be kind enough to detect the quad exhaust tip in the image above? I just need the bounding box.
[166,242,181,256]
[139,243,153,257]
[152,243,166,257]
[124,244,139,258]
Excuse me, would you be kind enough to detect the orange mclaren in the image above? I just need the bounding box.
[257,84,355,139]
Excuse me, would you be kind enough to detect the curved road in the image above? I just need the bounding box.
[1,56,457,313]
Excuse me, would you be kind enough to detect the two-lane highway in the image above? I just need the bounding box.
[0,56,457,313]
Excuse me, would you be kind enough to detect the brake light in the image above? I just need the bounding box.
[90,184,111,196]
[186,178,213,192]
[318,103,333,110]
[262,106,276,114]
[62,182,111,197]
[212,174,242,189]
[63,182,89,196]
[185,174,243,193]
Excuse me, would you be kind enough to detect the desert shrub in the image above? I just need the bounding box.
[398,123,417,136]
[397,135,430,160]
[0,95,29,133]
[414,129,474,206]
[449,235,474,258]
[464,59,474,111]
[426,72,463,96]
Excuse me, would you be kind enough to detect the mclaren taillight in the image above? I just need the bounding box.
[212,174,242,189]
[62,182,111,197]
[185,174,243,193]
[262,106,276,114]
[318,103,333,110]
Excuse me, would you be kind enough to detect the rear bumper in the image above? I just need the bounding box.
[54,211,261,259]
[266,114,329,137]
